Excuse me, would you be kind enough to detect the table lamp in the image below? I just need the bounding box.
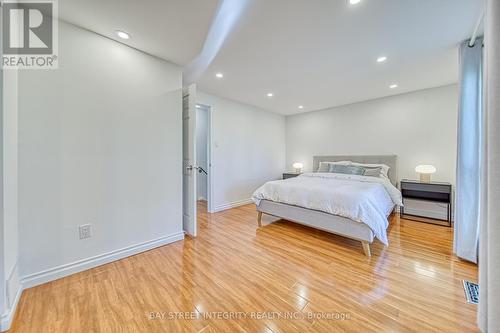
[293,162,303,174]
[415,165,436,183]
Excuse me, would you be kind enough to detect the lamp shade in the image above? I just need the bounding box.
[293,162,304,169]
[415,165,436,174]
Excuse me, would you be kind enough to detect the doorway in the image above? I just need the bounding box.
[182,84,213,237]
[195,104,213,214]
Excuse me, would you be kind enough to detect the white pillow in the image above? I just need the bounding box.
[350,162,390,178]
[317,161,351,172]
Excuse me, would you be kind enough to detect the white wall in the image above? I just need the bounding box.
[196,107,208,201]
[286,85,458,219]
[198,92,286,211]
[17,22,183,280]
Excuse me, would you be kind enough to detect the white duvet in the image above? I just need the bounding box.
[252,172,403,245]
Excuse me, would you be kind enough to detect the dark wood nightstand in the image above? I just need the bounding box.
[283,173,300,179]
[400,179,452,226]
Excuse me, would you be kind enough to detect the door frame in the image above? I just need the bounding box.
[196,103,215,213]
[0,36,6,321]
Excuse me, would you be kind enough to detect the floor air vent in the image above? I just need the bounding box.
[463,280,479,304]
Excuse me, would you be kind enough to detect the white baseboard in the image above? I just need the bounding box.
[0,284,22,332]
[1,232,183,331]
[21,231,185,289]
[214,198,253,212]
[1,263,22,332]
[0,232,184,332]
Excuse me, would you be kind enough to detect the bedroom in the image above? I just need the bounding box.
[0,0,498,332]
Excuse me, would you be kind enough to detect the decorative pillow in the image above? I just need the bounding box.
[317,161,351,172]
[363,167,382,178]
[317,162,331,172]
[351,162,390,178]
[329,164,365,175]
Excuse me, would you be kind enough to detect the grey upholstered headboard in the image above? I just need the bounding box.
[313,155,398,186]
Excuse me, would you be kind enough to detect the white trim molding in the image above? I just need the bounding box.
[0,279,22,332]
[214,198,253,212]
[1,261,22,332]
[6,261,20,310]
[1,232,184,331]
[21,232,184,289]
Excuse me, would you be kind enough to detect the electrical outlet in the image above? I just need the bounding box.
[79,224,92,239]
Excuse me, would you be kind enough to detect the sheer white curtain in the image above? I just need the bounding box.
[454,38,483,263]
[478,0,500,331]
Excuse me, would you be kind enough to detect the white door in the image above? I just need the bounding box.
[182,84,197,237]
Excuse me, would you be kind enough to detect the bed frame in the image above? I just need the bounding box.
[256,155,398,257]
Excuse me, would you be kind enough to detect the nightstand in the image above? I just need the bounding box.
[283,173,300,179]
[400,179,452,226]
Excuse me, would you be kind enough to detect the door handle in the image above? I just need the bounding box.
[187,165,207,175]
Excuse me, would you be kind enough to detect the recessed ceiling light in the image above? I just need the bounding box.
[267,93,274,98]
[377,56,387,63]
[349,0,361,4]
[298,105,304,109]
[389,84,398,89]
[215,73,224,78]
[115,30,130,39]
[196,105,201,108]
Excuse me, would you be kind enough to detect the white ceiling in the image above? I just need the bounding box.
[59,0,484,115]
[197,0,484,115]
[58,0,219,66]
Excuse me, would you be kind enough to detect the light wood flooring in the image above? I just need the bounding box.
[9,201,478,332]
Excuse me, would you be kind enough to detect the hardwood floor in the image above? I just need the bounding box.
[9,201,478,332]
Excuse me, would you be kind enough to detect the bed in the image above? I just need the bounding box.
[252,155,401,256]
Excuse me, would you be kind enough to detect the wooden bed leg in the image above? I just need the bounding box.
[257,211,263,227]
[361,241,371,257]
